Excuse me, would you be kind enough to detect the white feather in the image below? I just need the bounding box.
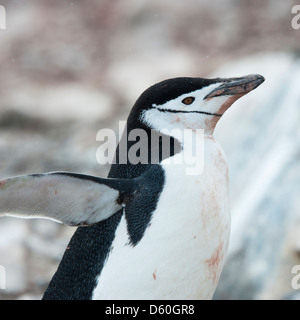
[0,173,121,226]
[92,133,230,300]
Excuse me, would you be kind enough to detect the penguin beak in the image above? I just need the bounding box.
[204,74,265,100]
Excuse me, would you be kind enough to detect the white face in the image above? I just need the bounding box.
[141,83,231,137]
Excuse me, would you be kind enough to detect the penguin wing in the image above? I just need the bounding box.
[0,172,136,226]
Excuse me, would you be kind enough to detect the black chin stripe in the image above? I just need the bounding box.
[155,107,222,117]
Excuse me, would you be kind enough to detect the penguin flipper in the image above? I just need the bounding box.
[0,172,135,226]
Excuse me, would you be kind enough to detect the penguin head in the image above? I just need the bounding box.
[132,75,264,136]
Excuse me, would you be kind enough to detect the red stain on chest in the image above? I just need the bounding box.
[205,242,224,284]
[153,269,157,280]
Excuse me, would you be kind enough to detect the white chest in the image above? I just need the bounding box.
[92,136,230,300]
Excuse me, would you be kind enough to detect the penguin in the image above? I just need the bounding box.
[0,74,264,300]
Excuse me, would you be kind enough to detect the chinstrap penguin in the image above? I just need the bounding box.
[0,74,265,299]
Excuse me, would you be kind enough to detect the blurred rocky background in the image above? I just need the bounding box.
[0,0,299,299]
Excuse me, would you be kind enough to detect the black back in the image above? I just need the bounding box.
[43,141,170,300]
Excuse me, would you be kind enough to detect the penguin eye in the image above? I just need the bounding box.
[182,97,195,105]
